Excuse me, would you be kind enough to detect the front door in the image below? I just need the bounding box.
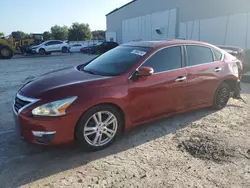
[45,41,55,51]
[128,45,189,123]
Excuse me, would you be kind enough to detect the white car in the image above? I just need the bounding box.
[31,40,69,55]
[68,44,87,53]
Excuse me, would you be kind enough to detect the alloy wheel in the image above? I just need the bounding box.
[83,111,118,147]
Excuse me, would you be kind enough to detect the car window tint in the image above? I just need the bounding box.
[46,41,54,45]
[54,41,62,44]
[143,46,182,73]
[84,46,151,76]
[186,45,213,66]
[213,49,223,61]
[49,41,57,45]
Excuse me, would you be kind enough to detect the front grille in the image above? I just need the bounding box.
[14,96,31,113]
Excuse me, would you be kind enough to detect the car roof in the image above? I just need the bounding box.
[45,40,62,42]
[122,39,213,48]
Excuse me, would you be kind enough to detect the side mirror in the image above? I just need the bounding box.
[137,66,154,77]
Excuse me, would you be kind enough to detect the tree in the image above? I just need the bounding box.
[43,31,52,41]
[68,23,92,41]
[51,25,68,40]
[0,32,4,37]
[92,30,105,40]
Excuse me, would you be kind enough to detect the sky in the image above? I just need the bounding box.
[0,0,132,35]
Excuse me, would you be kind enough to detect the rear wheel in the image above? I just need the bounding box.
[212,82,230,110]
[0,46,13,59]
[62,46,68,53]
[39,48,45,55]
[75,105,123,151]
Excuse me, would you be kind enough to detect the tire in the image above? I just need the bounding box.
[75,105,123,151]
[39,48,45,55]
[45,52,51,55]
[0,46,13,59]
[61,46,68,53]
[212,82,230,110]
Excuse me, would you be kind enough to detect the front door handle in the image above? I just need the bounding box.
[175,76,187,82]
[214,67,222,72]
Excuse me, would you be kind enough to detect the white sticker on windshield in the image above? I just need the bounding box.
[131,50,147,56]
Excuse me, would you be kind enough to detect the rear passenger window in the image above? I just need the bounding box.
[213,49,223,61]
[54,41,63,44]
[143,46,182,73]
[186,45,213,66]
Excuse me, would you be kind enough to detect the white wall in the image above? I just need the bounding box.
[106,32,117,42]
[122,9,177,43]
[179,12,250,49]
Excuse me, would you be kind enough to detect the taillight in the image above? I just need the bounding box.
[236,61,243,79]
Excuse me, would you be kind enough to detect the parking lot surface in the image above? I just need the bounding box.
[0,54,250,188]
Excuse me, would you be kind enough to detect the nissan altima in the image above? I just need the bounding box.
[13,40,242,150]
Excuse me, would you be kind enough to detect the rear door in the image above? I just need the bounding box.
[184,45,224,107]
[129,45,189,123]
[53,41,63,51]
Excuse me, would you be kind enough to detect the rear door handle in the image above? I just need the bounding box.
[214,67,222,72]
[175,76,187,82]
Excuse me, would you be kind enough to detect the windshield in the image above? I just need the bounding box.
[83,46,151,76]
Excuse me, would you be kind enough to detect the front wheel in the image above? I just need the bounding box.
[212,82,230,110]
[0,46,13,59]
[39,48,45,55]
[61,46,68,53]
[75,105,123,151]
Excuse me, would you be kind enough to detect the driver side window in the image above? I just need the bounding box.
[143,46,182,73]
[45,41,54,46]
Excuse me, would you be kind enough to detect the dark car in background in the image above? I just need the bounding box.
[81,41,118,54]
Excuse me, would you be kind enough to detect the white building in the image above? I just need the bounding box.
[106,0,250,49]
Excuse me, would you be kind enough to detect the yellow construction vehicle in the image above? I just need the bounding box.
[0,35,16,59]
[0,33,43,59]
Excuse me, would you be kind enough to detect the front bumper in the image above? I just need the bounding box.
[31,49,38,54]
[12,105,77,146]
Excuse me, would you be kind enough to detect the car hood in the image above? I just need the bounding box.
[19,66,107,98]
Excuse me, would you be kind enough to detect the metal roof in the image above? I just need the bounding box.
[106,0,137,16]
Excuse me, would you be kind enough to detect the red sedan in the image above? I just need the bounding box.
[13,40,242,150]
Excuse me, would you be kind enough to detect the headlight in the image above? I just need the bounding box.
[32,97,77,117]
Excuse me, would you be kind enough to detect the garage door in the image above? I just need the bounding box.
[122,9,177,43]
